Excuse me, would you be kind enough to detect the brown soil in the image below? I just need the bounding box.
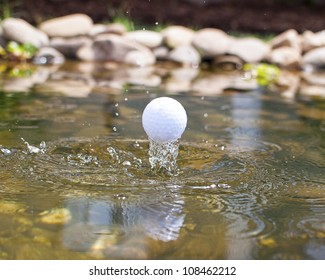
[12,0,325,33]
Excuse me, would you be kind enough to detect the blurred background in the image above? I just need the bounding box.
[1,0,325,33]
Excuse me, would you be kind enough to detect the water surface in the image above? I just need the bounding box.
[0,63,324,259]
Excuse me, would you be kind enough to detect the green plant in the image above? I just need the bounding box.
[243,63,281,87]
[0,41,38,61]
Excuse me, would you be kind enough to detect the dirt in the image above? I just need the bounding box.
[13,0,325,34]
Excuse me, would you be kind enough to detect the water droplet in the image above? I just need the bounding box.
[241,72,252,81]
[115,103,119,107]
[142,27,146,30]
[115,112,119,117]
[203,113,208,118]
[221,146,225,151]
[112,127,117,132]
[124,97,128,101]
[155,21,159,25]
[201,96,205,100]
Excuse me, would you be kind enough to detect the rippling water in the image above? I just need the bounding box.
[0,65,325,260]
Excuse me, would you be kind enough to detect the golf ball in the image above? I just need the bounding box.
[142,97,187,143]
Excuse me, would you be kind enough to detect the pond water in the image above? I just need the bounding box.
[0,62,325,259]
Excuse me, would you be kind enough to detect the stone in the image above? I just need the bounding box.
[168,44,201,67]
[124,30,163,49]
[89,23,127,37]
[162,25,195,48]
[2,18,49,48]
[270,29,301,51]
[153,46,169,60]
[228,38,270,63]
[302,30,325,52]
[267,46,301,68]
[50,36,92,58]
[302,47,325,68]
[77,34,155,66]
[124,50,156,67]
[32,47,65,65]
[39,13,93,37]
[192,28,232,57]
[165,67,199,92]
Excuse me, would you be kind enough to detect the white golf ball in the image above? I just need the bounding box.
[142,97,187,143]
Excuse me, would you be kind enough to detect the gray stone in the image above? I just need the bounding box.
[267,46,301,68]
[192,28,232,57]
[50,36,92,58]
[124,30,163,49]
[2,18,49,47]
[39,14,93,37]
[168,44,201,67]
[77,34,155,66]
[302,30,325,52]
[228,38,270,63]
[32,47,65,65]
[162,25,195,48]
[302,47,325,68]
[270,29,301,51]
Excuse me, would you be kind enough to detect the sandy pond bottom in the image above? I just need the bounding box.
[0,66,325,259]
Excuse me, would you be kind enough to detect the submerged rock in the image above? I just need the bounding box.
[39,13,93,37]
[2,18,49,47]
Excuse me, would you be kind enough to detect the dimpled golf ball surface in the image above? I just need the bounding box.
[142,97,187,143]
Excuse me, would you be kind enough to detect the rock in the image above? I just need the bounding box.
[275,71,300,99]
[228,38,270,63]
[267,46,301,68]
[168,44,201,67]
[124,30,163,49]
[162,25,195,48]
[302,30,325,52]
[89,23,127,37]
[302,47,325,68]
[39,14,93,37]
[192,28,232,57]
[270,29,301,51]
[50,36,91,58]
[2,18,49,47]
[32,47,65,65]
[124,50,156,67]
[153,46,169,60]
[77,34,155,66]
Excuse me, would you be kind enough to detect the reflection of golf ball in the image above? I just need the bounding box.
[142,97,187,143]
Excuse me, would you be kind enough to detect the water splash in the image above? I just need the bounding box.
[21,138,46,154]
[148,138,180,175]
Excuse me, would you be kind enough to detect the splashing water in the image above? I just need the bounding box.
[21,138,46,154]
[148,138,180,175]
